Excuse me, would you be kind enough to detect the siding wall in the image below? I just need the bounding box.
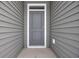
[0,1,24,58]
[50,1,79,58]
[24,1,50,48]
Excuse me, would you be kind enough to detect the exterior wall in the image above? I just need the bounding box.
[50,1,79,57]
[24,1,50,48]
[0,1,24,57]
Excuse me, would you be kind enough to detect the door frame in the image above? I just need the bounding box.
[27,3,46,48]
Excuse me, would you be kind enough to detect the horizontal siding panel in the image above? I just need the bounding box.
[0,1,24,58]
[0,21,23,28]
[0,33,22,39]
[0,14,23,26]
[52,2,78,22]
[8,2,23,17]
[50,1,79,58]
[0,38,23,57]
[52,9,79,24]
[55,41,78,58]
[0,2,23,21]
[51,28,79,34]
[0,8,23,24]
[53,35,79,49]
[52,32,79,42]
[0,36,23,47]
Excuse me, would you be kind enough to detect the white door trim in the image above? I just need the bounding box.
[27,3,47,48]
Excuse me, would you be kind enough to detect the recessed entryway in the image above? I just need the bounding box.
[27,3,46,48]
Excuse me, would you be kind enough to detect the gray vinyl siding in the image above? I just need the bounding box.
[0,1,24,58]
[50,1,79,58]
[24,1,50,48]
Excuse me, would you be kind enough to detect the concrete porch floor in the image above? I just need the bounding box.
[17,48,56,58]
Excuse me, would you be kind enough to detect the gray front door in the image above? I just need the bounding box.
[29,11,44,46]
